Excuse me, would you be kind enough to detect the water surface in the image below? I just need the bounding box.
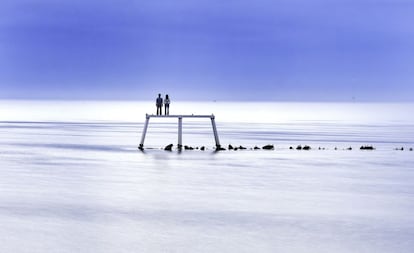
[1,101,413,253]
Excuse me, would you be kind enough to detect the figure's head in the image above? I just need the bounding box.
[158,93,161,97]
[166,94,169,99]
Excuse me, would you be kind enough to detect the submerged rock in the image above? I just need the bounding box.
[164,144,173,151]
[262,145,274,150]
[360,145,374,150]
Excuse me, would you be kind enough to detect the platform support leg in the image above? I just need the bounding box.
[178,117,183,150]
[139,114,150,150]
[211,115,221,150]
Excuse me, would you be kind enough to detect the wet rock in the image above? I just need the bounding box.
[303,145,311,150]
[262,145,274,150]
[234,147,238,151]
[254,146,260,150]
[184,145,194,150]
[360,145,374,150]
[200,146,205,151]
[164,144,173,151]
[296,145,302,150]
[239,145,247,150]
[228,144,234,150]
[289,146,293,150]
[347,147,352,150]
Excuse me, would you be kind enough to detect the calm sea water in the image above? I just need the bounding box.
[1,101,414,253]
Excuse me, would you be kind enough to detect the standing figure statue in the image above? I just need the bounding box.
[164,94,170,115]
[156,94,163,115]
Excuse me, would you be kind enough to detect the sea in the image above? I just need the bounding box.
[1,100,414,253]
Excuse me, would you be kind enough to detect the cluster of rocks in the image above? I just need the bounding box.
[394,147,413,151]
[164,144,206,151]
[228,144,274,150]
[360,145,375,150]
[157,144,413,152]
[289,145,311,150]
[228,144,247,150]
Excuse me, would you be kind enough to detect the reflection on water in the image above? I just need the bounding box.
[0,101,414,253]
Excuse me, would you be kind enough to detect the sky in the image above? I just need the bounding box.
[1,0,414,101]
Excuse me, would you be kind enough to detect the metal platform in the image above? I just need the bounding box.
[138,114,221,150]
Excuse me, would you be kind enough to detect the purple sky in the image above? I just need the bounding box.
[1,0,414,101]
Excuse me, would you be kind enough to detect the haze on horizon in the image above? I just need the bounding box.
[1,0,414,102]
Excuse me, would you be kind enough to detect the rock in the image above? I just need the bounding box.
[360,145,374,150]
[262,145,274,150]
[334,147,337,150]
[239,145,247,150]
[289,146,293,150]
[184,145,194,150]
[318,147,321,150]
[347,147,352,150]
[164,144,173,151]
[410,148,413,151]
[303,145,311,150]
[296,145,302,150]
[254,146,260,150]
[200,146,205,151]
[234,147,238,151]
[228,144,234,150]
